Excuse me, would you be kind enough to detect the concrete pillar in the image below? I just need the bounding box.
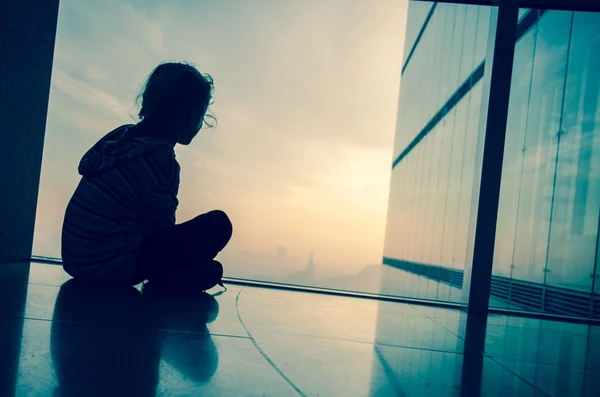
[0,0,60,263]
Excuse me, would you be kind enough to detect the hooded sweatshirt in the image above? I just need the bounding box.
[61,124,180,283]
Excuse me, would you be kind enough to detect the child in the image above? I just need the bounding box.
[61,62,232,291]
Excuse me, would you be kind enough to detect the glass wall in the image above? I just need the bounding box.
[384,4,600,316]
[382,3,491,302]
[491,9,600,315]
[33,0,408,293]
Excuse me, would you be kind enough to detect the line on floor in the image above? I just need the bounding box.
[234,286,307,397]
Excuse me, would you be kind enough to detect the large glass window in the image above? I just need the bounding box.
[33,0,408,294]
[511,10,571,286]
[382,3,490,303]
[492,9,600,316]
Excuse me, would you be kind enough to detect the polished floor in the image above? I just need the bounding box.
[1,262,599,396]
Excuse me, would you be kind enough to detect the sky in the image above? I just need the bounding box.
[34,0,408,281]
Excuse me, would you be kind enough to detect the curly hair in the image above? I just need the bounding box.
[137,62,215,127]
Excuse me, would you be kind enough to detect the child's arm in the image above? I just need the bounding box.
[135,145,180,230]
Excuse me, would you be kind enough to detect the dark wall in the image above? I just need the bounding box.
[0,0,60,263]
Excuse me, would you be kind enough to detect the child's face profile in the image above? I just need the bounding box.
[176,110,205,145]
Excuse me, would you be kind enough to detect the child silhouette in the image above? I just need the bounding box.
[61,62,232,291]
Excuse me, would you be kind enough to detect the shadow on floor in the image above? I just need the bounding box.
[50,279,219,397]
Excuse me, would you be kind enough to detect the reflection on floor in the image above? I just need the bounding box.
[0,262,598,396]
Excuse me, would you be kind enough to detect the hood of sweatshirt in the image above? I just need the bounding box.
[78,124,172,176]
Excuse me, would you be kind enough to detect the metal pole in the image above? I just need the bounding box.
[462,0,519,314]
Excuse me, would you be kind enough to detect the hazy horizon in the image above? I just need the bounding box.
[33,0,409,284]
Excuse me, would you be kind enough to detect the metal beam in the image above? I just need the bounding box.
[412,0,600,13]
[462,1,518,314]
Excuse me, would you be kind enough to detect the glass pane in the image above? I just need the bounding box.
[474,6,491,66]
[402,1,434,63]
[455,82,484,272]
[425,125,442,263]
[493,22,536,280]
[510,10,571,286]
[382,0,490,304]
[436,4,457,110]
[459,6,478,85]
[546,11,600,292]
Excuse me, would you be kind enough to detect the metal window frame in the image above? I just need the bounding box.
[461,0,519,314]
[413,0,600,13]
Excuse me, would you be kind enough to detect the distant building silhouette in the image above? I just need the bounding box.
[286,252,316,286]
[307,252,315,275]
[276,246,287,267]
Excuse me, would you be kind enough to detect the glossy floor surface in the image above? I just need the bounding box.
[1,262,599,396]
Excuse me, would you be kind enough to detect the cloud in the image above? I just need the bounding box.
[51,69,131,120]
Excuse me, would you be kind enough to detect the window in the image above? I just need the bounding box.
[34,0,408,294]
